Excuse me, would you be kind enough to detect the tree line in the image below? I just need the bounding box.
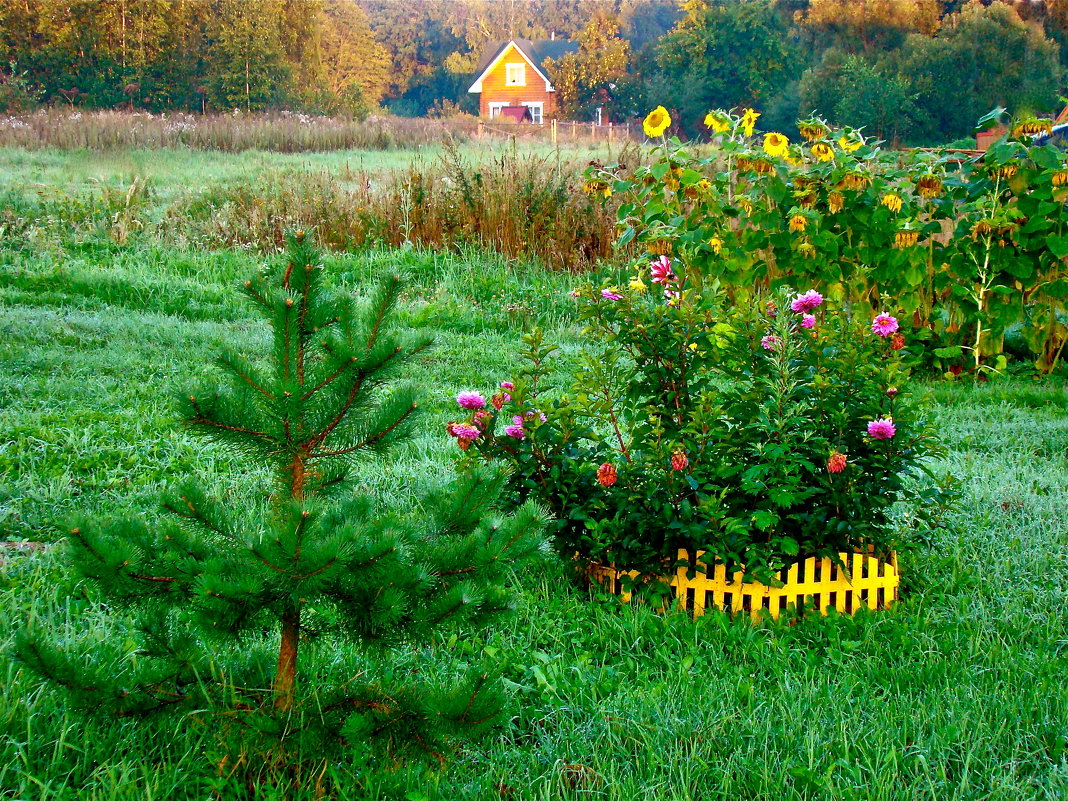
[0,0,1065,145]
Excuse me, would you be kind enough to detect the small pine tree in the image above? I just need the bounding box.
[16,232,547,760]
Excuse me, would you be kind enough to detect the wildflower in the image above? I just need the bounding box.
[837,134,863,153]
[741,108,760,137]
[811,141,835,162]
[708,236,723,255]
[688,342,698,351]
[871,313,899,337]
[451,423,481,441]
[629,273,647,293]
[596,462,618,487]
[791,289,824,313]
[880,193,903,213]
[670,451,689,471]
[650,255,677,285]
[761,334,782,351]
[827,451,847,473]
[643,106,672,138]
[789,214,807,233]
[601,289,623,301]
[763,132,790,158]
[891,333,906,351]
[916,174,943,198]
[704,111,731,134]
[457,391,486,410]
[801,314,816,329]
[568,289,582,298]
[799,118,829,142]
[765,300,778,318]
[867,418,896,440]
[828,191,845,214]
[504,423,525,439]
[895,230,919,248]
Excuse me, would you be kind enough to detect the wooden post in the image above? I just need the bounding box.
[551,118,557,145]
[478,120,484,140]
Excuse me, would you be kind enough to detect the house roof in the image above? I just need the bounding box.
[498,105,532,122]
[468,39,580,94]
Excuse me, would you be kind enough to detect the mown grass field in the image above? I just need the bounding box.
[2,146,1068,800]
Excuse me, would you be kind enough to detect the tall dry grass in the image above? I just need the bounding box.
[0,109,476,152]
[164,143,632,270]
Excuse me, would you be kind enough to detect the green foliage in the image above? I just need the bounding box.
[595,107,1068,375]
[450,280,939,582]
[13,232,548,768]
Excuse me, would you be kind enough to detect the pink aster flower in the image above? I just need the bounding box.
[801,314,816,329]
[761,334,782,351]
[871,313,899,337]
[504,424,525,439]
[601,289,623,301]
[452,423,481,441]
[867,418,896,440]
[650,255,676,285]
[457,391,486,410]
[790,289,824,313]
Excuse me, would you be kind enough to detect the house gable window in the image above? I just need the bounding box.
[505,63,526,86]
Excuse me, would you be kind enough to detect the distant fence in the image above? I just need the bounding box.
[475,119,644,145]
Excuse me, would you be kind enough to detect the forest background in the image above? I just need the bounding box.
[2,0,1068,147]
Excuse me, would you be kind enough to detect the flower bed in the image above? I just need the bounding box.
[586,550,899,621]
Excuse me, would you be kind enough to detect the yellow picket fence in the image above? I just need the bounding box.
[586,549,899,621]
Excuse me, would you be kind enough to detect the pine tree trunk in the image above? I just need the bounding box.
[274,452,307,710]
[274,608,300,710]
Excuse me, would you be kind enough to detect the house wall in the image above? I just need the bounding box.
[478,44,555,120]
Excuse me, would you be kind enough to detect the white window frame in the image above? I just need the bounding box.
[505,63,526,86]
[488,102,509,119]
[522,101,543,124]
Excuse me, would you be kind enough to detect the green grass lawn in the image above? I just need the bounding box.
[2,148,1068,799]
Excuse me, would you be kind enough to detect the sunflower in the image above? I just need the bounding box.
[798,117,829,142]
[837,134,863,153]
[737,197,753,215]
[704,111,731,134]
[894,230,919,248]
[643,106,672,137]
[989,163,1019,182]
[741,108,761,138]
[789,214,808,233]
[646,239,673,255]
[752,157,776,175]
[810,141,835,162]
[880,193,903,213]
[796,190,817,209]
[915,174,943,199]
[797,240,817,259]
[763,132,790,158]
[1052,170,1068,187]
[837,171,872,191]
[709,235,723,255]
[1011,118,1052,138]
[827,191,844,214]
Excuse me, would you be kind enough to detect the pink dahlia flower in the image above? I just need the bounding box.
[452,423,481,441]
[457,391,486,410]
[867,418,896,440]
[650,255,676,285]
[801,314,816,329]
[790,289,824,313]
[504,424,526,439]
[871,313,899,337]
